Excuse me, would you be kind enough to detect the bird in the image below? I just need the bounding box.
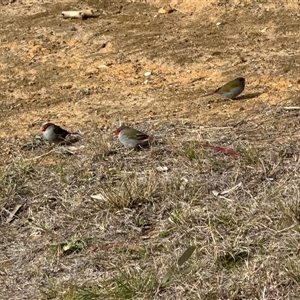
[202,77,245,99]
[41,122,71,145]
[113,125,153,149]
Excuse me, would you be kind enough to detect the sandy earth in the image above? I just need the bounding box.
[0,0,299,149]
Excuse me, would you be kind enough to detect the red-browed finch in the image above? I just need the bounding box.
[113,125,153,149]
[203,77,245,99]
[41,123,71,145]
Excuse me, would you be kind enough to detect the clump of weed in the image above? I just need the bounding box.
[91,172,159,209]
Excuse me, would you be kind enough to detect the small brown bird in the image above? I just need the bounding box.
[203,77,245,99]
[113,125,153,149]
[41,123,71,145]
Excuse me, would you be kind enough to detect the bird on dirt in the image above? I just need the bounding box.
[113,125,153,149]
[202,77,245,99]
[41,122,72,145]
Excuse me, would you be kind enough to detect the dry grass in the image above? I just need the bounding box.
[2,119,300,299]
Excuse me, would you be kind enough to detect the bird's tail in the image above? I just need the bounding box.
[201,91,215,97]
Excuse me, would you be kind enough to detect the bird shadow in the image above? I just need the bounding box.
[235,92,262,100]
[204,92,262,106]
[64,134,81,145]
[135,143,152,151]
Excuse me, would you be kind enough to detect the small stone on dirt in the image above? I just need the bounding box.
[158,5,174,14]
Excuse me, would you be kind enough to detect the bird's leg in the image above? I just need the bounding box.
[47,143,55,150]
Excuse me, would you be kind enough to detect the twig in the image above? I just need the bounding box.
[283,107,300,110]
[5,204,23,224]
[24,149,55,161]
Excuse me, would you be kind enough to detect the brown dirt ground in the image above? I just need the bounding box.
[1,0,300,299]
[0,0,299,145]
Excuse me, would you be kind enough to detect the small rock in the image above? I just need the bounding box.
[261,27,267,33]
[158,5,174,14]
[212,190,219,196]
[156,166,169,172]
[97,64,108,69]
